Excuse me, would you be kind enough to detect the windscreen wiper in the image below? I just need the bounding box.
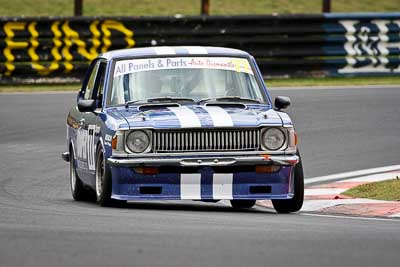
[198,96,261,104]
[125,97,195,108]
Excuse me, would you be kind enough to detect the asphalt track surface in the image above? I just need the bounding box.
[0,86,399,267]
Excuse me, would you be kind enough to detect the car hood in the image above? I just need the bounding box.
[109,104,292,129]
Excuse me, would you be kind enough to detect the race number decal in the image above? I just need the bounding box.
[86,125,96,170]
[76,125,96,170]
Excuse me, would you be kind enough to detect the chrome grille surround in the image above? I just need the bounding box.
[152,128,261,152]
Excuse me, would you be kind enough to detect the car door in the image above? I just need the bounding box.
[75,60,106,185]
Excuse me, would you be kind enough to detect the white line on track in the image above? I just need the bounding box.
[305,188,347,196]
[300,198,390,212]
[389,213,400,218]
[301,213,400,223]
[305,165,400,185]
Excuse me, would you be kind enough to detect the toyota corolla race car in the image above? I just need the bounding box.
[62,46,304,213]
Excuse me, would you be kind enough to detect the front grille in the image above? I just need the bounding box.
[152,129,260,152]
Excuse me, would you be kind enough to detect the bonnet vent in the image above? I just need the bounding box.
[138,103,179,111]
[204,103,246,109]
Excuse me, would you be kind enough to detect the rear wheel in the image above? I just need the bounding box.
[95,147,125,207]
[70,149,94,201]
[230,200,256,209]
[272,152,304,213]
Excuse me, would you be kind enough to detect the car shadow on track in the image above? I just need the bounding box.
[125,201,274,214]
[63,198,277,214]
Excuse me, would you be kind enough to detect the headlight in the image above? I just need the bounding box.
[126,130,150,153]
[261,128,285,151]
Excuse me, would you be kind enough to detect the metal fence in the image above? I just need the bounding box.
[0,13,399,83]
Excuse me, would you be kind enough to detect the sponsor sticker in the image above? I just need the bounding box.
[105,134,112,142]
[114,57,253,77]
[76,125,96,170]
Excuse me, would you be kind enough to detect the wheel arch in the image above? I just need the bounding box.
[69,141,76,160]
[96,135,106,160]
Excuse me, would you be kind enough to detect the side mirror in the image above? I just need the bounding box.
[77,99,96,112]
[76,90,83,101]
[274,96,291,110]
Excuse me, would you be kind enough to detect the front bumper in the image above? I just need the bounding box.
[107,152,299,167]
[108,152,297,201]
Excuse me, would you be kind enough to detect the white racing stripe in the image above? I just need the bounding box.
[169,106,201,128]
[154,47,176,55]
[186,47,208,54]
[203,106,234,127]
[180,174,201,199]
[213,174,233,199]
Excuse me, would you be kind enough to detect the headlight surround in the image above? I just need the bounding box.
[126,130,151,153]
[261,127,286,151]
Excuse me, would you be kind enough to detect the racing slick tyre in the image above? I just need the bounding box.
[230,200,256,209]
[95,147,126,207]
[70,148,95,201]
[272,151,304,213]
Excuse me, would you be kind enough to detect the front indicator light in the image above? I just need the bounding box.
[287,128,297,152]
[112,136,118,149]
[112,131,125,152]
[134,167,159,175]
[262,154,270,160]
[256,165,281,173]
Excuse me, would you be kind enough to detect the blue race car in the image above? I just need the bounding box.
[62,46,304,213]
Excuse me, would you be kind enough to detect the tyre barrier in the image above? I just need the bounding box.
[0,13,399,83]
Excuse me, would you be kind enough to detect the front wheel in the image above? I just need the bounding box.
[230,200,256,209]
[272,152,304,213]
[70,149,94,201]
[95,147,125,207]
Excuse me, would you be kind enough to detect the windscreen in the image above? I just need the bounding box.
[109,57,266,105]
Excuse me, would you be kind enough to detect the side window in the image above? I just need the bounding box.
[84,61,100,100]
[94,62,107,107]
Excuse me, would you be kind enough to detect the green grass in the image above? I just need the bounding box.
[1,76,399,92]
[0,0,398,16]
[343,178,400,201]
